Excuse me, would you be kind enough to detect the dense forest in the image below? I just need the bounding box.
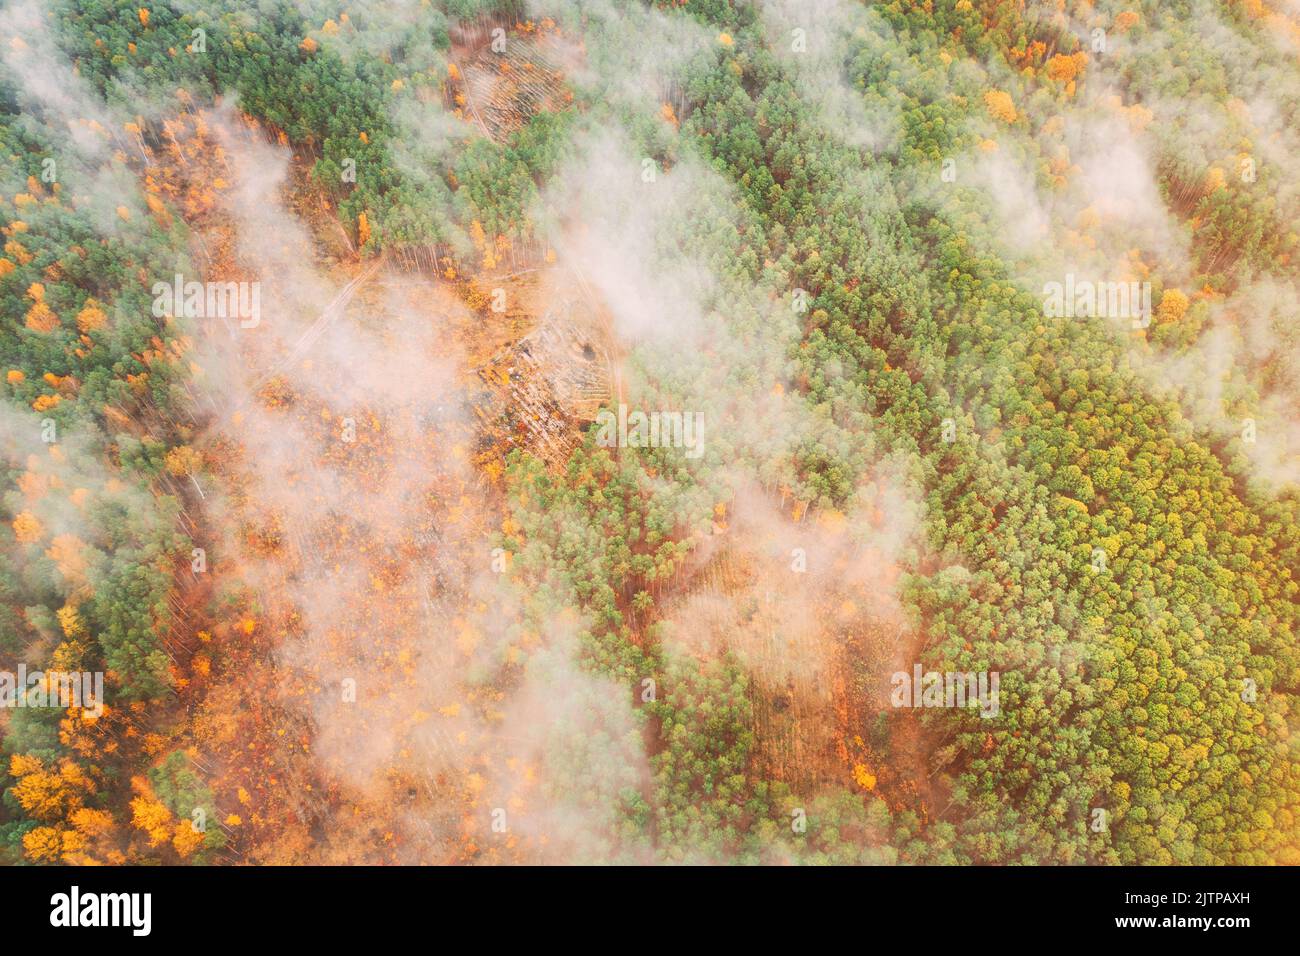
[1,0,1297,866]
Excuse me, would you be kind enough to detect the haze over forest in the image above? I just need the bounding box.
[1,0,1298,866]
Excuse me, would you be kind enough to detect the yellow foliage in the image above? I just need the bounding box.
[164,444,202,476]
[22,826,64,863]
[138,8,149,27]
[172,820,206,858]
[5,239,32,264]
[9,753,43,778]
[51,639,87,673]
[984,90,1017,124]
[1157,289,1189,324]
[57,603,86,638]
[70,807,115,837]
[12,757,93,821]
[130,794,174,847]
[852,763,877,791]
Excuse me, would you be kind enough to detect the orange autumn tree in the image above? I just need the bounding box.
[75,297,108,333]
[1046,52,1088,85]
[24,282,58,332]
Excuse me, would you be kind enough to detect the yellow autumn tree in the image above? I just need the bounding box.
[70,807,115,837]
[67,809,114,863]
[5,239,32,264]
[984,90,1018,124]
[130,790,174,847]
[468,219,488,268]
[164,444,202,476]
[22,826,67,863]
[57,603,86,639]
[10,754,94,821]
[172,820,206,858]
[51,637,88,674]
[1157,289,1189,324]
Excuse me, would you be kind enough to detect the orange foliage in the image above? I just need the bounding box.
[12,511,43,543]
[76,298,108,333]
[25,301,59,333]
[1046,52,1088,84]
